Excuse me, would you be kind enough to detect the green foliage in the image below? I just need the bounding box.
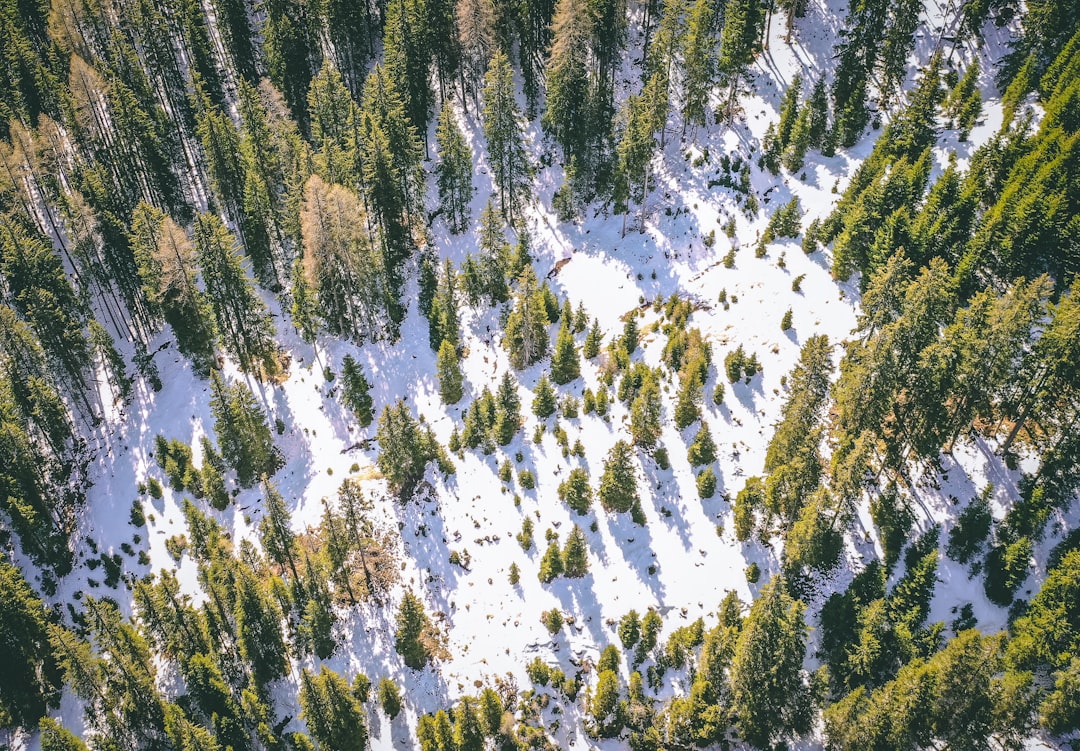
[559,467,592,514]
[0,563,60,729]
[946,486,994,565]
[436,340,464,405]
[395,591,433,670]
[378,677,402,718]
[340,355,375,426]
[532,373,557,417]
[562,525,589,577]
[724,345,761,382]
[731,577,812,748]
[696,468,717,499]
[209,370,283,487]
[376,401,449,499]
[539,539,564,583]
[300,667,369,751]
[619,610,641,649]
[599,440,640,515]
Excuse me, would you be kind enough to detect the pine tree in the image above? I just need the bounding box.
[630,374,662,448]
[0,562,61,729]
[532,373,557,418]
[494,371,522,445]
[456,0,496,109]
[300,175,394,342]
[299,666,368,751]
[435,102,473,233]
[437,340,465,405]
[681,0,717,135]
[340,355,375,427]
[562,525,589,577]
[688,423,717,466]
[674,375,703,429]
[539,539,565,582]
[194,213,277,374]
[476,199,511,304]
[209,370,283,487]
[730,577,812,748]
[559,467,593,514]
[377,401,443,498]
[483,50,530,220]
[550,317,581,384]
[584,318,603,358]
[504,266,550,369]
[395,590,432,669]
[234,568,288,687]
[599,440,640,514]
[383,0,433,136]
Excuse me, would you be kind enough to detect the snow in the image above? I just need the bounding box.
[20,2,1077,750]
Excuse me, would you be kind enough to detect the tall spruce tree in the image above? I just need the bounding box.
[483,51,531,221]
[193,213,277,374]
[435,102,474,233]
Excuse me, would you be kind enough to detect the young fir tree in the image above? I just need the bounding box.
[234,567,288,687]
[532,373,557,418]
[435,102,473,233]
[437,339,465,405]
[482,50,530,221]
[494,371,522,445]
[130,204,216,374]
[194,212,277,374]
[209,370,283,487]
[376,401,446,499]
[476,199,511,304]
[681,0,718,136]
[340,355,375,427]
[559,467,593,514]
[504,266,550,369]
[395,590,432,669]
[562,525,589,577]
[730,576,813,748]
[550,316,581,384]
[0,562,61,729]
[429,259,462,352]
[539,538,565,582]
[299,666,368,751]
[687,423,718,466]
[584,318,603,358]
[599,440,640,514]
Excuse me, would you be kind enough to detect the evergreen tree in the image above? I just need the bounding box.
[730,577,813,748]
[483,50,530,220]
[340,355,375,427]
[599,440,640,514]
[559,467,593,514]
[234,568,288,687]
[681,0,718,135]
[299,666,368,751]
[532,373,557,418]
[300,175,395,342]
[209,370,283,487]
[194,213,277,374]
[130,205,216,373]
[550,317,581,384]
[503,266,550,369]
[539,539,565,582]
[584,318,603,358]
[395,590,433,669]
[494,371,522,445]
[383,0,433,137]
[376,401,443,498]
[0,562,61,729]
[629,373,662,448]
[562,525,589,577]
[437,340,465,405]
[687,423,717,466]
[435,102,473,233]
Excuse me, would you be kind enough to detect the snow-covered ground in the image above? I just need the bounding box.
[22,2,1078,750]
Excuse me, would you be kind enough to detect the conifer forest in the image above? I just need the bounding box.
[2,0,1080,746]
